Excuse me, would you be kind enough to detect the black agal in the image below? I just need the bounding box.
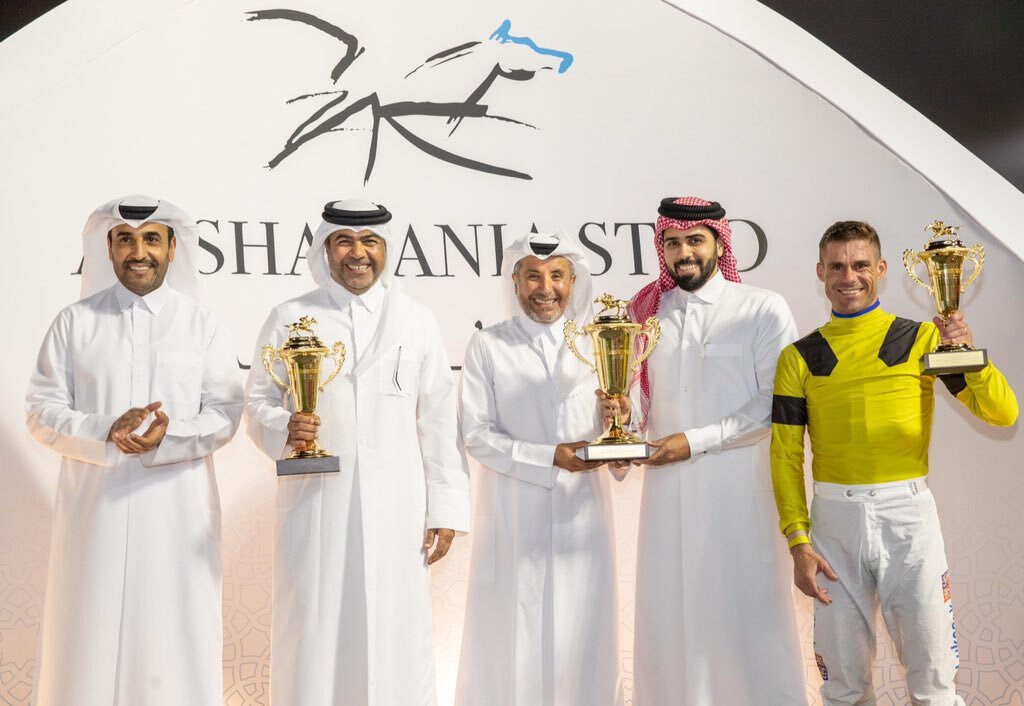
[657,198,726,222]
[322,202,392,226]
[118,203,159,221]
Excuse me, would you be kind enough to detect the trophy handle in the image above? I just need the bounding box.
[563,320,596,371]
[632,317,662,371]
[319,341,347,391]
[261,345,290,389]
[902,249,932,292]
[960,244,984,292]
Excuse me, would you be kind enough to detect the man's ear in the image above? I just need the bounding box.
[816,261,825,283]
[877,258,888,278]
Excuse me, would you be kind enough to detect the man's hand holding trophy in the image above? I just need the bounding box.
[262,316,346,475]
[903,221,988,375]
[564,294,660,461]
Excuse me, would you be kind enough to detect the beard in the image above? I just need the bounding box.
[521,297,564,323]
[669,249,719,292]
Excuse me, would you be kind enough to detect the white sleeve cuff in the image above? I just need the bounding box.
[683,424,723,458]
[510,440,559,489]
[426,486,472,534]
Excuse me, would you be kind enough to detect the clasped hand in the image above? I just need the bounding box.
[107,401,168,454]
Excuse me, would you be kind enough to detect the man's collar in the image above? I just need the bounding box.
[670,269,726,307]
[832,299,881,319]
[113,281,170,315]
[515,313,565,344]
[326,277,385,313]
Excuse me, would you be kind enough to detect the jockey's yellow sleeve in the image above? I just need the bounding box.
[770,306,1017,547]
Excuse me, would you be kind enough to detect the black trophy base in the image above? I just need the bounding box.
[577,442,652,462]
[923,347,988,375]
[276,454,340,476]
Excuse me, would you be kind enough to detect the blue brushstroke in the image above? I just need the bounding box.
[489,19,574,74]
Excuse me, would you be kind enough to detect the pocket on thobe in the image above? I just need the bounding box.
[378,348,420,397]
[154,351,203,414]
[702,342,747,394]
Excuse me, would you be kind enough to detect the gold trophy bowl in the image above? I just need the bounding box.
[564,294,661,461]
[262,316,346,475]
[903,221,987,374]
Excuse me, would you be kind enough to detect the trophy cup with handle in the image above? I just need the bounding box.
[564,294,660,461]
[903,221,987,375]
[262,316,346,475]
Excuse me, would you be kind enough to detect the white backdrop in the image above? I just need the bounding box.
[1,1,1022,704]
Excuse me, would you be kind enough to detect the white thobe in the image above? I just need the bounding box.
[633,273,807,706]
[455,315,624,706]
[26,282,242,706]
[245,279,469,706]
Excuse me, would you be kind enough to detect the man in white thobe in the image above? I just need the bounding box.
[625,197,807,705]
[26,195,242,706]
[455,232,624,706]
[245,199,469,706]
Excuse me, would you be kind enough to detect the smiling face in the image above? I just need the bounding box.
[512,255,576,323]
[107,222,176,296]
[662,225,722,292]
[325,228,386,294]
[817,238,887,315]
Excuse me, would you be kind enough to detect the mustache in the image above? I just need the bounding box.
[672,258,702,268]
[124,258,156,267]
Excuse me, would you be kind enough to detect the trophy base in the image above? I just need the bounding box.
[574,420,653,461]
[577,440,653,462]
[923,347,988,375]
[276,454,340,476]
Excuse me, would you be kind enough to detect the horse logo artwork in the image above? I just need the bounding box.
[246,11,574,182]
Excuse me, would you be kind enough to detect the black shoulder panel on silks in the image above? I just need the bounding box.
[793,330,838,376]
[939,374,968,396]
[772,395,808,426]
[878,317,921,367]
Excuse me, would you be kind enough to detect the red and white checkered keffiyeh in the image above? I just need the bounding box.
[626,196,741,430]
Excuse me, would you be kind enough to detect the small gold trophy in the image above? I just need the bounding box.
[262,316,346,475]
[903,221,988,375]
[564,294,661,461]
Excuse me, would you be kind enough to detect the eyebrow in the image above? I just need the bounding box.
[333,233,380,241]
[114,228,164,236]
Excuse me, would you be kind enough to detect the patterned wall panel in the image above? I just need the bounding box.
[3,467,1023,706]
[0,490,48,706]
[221,497,273,706]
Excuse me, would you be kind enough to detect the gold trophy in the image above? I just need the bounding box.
[903,221,988,375]
[564,294,661,461]
[262,316,346,475]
